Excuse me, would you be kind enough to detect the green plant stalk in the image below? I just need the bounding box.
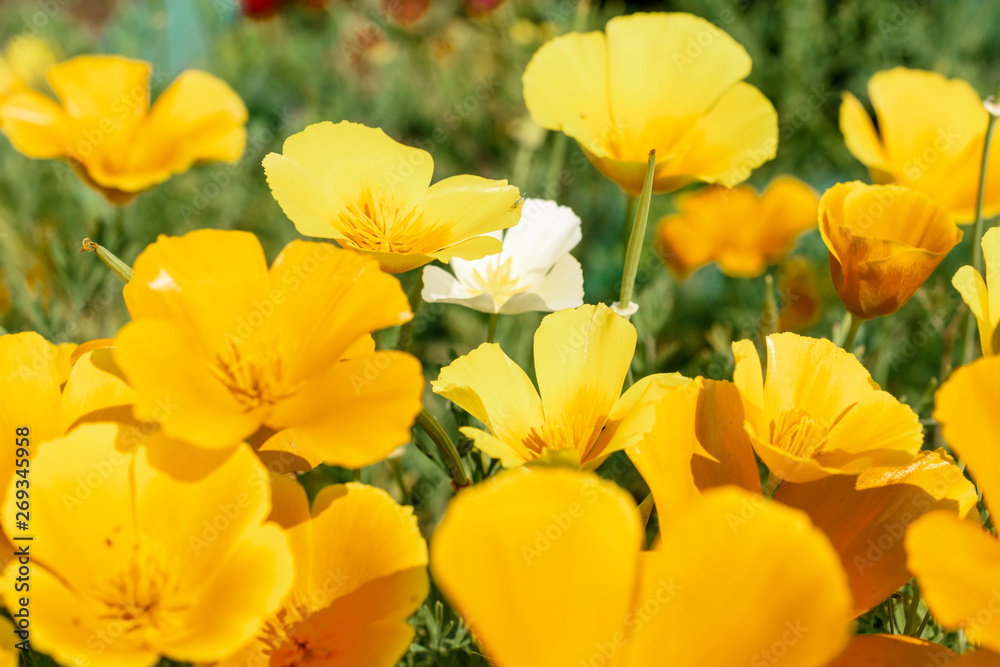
[486,312,498,344]
[82,238,133,283]
[617,150,657,317]
[398,270,424,351]
[416,408,470,488]
[961,83,1000,365]
[903,585,922,636]
[842,313,862,353]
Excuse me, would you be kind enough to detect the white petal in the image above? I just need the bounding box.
[503,199,582,276]
[421,265,499,313]
[500,254,584,314]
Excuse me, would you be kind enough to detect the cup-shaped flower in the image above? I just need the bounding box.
[840,67,1000,223]
[953,226,1000,356]
[819,181,962,319]
[220,476,428,667]
[421,198,584,314]
[113,229,423,471]
[0,55,247,203]
[263,121,523,273]
[655,176,818,278]
[432,467,853,667]
[0,425,293,667]
[732,333,923,483]
[907,354,1000,653]
[522,12,777,195]
[432,303,668,469]
[0,35,55,98]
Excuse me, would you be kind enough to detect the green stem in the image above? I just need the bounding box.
[415,408,470,488]
[617,151,657,318]
[842,313,862,353]
[961,84,1000,365]
[352,468,362,483]
[914,608,932,639]
[82,238,133,283]
[544,132,568,200]
[486,313,498,344]
[621,194,638,258]
[397,270,424,351]
[903,585,922,636]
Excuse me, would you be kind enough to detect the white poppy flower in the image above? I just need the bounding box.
[421,198,584,314]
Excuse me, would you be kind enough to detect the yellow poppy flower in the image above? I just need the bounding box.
[113,229,423,471]
[522,12,777,195]
[263,120,523,273]
[841,67,1000,223]
[732,333,922,483]
[220,476,428,667]
[432,467,853,667]
[828,635,987,666]
[0,54,247,203]
[0,35,56,98]
[819,181,962,319]
[625,369,971,617]
[953,226,1000,356]
[655,176,818,278]
[907,354,1000,654]
[1,424,293,667]
[432,303,671,470]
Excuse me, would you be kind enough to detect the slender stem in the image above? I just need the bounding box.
[415,408,470,488]
[914,608,932,639]
[617,151,657,317]
[81,238,133,283]
[352,468,362,483]
[903,585,922,636]
[622,194,638,255]
[961,86,1000,365]
[397,270,424,351]
[842,313,862,353]
[486,313,498,344]
[543,132,568,200]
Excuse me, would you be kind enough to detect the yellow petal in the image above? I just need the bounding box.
[60,347,137,431]
[627,377,761,518]
[123,228,271,344]
[6,424,137,597]
[622,487,852,667]
[934,354,1000,519]
[266,120,432,219]
[0,89,73,158]
[985,226,1000,329]
[907,511,1000,654]
[605,12,751,160]
[592,372,690,468]
[839,91,890,171]
[434,342,543,464]
[953,265,990,328]
[4,565,160,667]
[775,449,978,616]
[266,241,412,383]
[266,351,423,469]
[521,30,611,155]
[416,174,522,248]
[262,152,346,240]
[826,635,958,667]
[114,319,263,448]
[431,468,641,667]
[663,81,778,188]
[0,332,62,447]
[47,55,150,131]
[533,304,636,463]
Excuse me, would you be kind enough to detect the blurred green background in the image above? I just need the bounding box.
[1,0,999,663]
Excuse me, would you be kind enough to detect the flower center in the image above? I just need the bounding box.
[336,186,448,255]
[209,339,303,411]
[469,257,528,307]
[91,539,187,638]
[769,408,832,459]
